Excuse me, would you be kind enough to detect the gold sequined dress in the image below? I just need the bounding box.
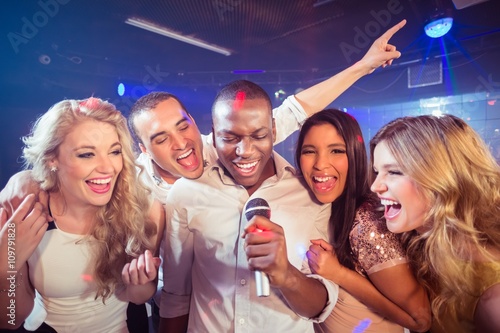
[315,201,408,333]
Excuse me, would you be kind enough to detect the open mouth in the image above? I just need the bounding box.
[381,198,402,219]
[312,176,336,192]
[86,178,112,193]
[177,148,199,169]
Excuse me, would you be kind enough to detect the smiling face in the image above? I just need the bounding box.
[133,98,204,183]
[212,97,276,195]
[299,123,348,204]
[51,120,123,208]
[371,140,429,233]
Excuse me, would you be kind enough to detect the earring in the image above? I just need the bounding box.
[50,166,58,172]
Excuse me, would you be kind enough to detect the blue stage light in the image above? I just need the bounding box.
[117,83,125,96]
[425,17,453,38]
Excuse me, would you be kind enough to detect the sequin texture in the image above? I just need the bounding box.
[350,201,407,276]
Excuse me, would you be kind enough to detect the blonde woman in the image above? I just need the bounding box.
[0,97,164,332]
[370,114,500,332]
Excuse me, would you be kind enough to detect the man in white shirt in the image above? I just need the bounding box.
[128,18,405,329]
[124,19,405,330]
[0,19,406,218]
[0,20,406,333]
[128,91,319,331]
[125,19,407,205]
[160,79,337,332]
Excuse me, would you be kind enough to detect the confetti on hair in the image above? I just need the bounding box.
[79,97,101,110]
[357,135,364,143]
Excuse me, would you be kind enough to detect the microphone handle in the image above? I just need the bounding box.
[255,270,270,297]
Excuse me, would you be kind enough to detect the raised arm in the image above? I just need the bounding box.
[295,19,406,116]
[270,20,407,145]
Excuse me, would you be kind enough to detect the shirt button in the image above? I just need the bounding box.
[239,318,245,325]
[240,279,246,285]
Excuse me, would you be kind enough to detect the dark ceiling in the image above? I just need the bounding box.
[2,0,500,104]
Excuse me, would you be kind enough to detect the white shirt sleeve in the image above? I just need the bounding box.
[160,198,194,318]
[272,95,307,145]
[305,274,339,323]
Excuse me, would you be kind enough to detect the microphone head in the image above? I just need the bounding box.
[245,198,271,220]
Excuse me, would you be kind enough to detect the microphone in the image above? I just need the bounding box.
[244,198,271,297]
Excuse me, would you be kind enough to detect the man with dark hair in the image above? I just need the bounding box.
[0,20,406,333]
[160,79,336,332]
[126,20,406,195]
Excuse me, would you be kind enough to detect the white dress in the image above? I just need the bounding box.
[25,222,129,332]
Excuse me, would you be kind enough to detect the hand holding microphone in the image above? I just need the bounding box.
[244,198,271,297]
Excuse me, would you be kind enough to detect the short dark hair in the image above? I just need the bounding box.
[128,91,190,144]
[211,80,272,118]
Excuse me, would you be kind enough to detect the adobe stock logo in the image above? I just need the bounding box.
[110,64,170,112]
[339,0,403,63]
[475,74,500,98]
[7,0,71,54]
[213,0,243,22]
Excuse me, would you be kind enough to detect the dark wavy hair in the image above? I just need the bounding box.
[295,109,378,270]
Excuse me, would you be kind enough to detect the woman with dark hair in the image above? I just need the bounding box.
[297,109,430,332]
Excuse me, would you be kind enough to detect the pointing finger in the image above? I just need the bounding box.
[381,19,407,42]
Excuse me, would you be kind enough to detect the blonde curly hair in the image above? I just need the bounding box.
[22,97,156,300]
[370,114,500,325]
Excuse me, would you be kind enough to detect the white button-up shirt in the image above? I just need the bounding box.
[136,95,310,307]
[161,152,338,333]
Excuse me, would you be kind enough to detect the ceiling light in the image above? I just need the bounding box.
[431,109,443,117]
[231,69,266,74]
[125,17,232,56]
[424,17,453,38]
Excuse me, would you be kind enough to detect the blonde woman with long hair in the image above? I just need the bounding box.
[0,97,164,332]
[370,114,500,332]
